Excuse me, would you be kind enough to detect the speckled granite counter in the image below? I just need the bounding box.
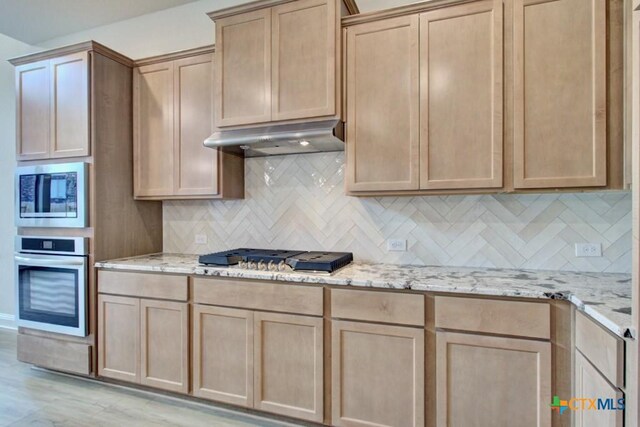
[95,253,633,338]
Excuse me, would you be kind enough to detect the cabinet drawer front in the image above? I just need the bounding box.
[98,270,188,301]
[192,277,323,316]
[575,312,624,387]
[18,333,91,376]
[435,296,550,339]
[331,288,424,326]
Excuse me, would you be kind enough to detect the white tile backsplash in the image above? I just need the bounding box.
[164,152,631,273]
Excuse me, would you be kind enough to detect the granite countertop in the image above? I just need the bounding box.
[95,253,633,338]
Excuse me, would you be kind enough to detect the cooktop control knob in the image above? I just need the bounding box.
[258,261,267,271]
[268,261,278,271]
[248,261,257,269]
[278,261,287,271]
[239,260,248,269]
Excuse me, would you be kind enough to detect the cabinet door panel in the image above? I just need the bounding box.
[346,16,420,191]
[140,299,189,393]
[272,0,336,120]
[215,9,271,127]
[513,0,606,188]
[436,331,551,427]
[15,60,50,160]
[575,351,624,427]
[134,62,174,197]
[174,54,219,196]
[50,52,90,158]
[254,312,323,422]
[420,0,502,189]
[332,320,424,427]
[193,305,254,407]
[98,295,140,383]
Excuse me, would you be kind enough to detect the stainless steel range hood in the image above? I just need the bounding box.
[204,119,344,158]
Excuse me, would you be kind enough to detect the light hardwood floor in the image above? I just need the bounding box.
[0,329,304,427]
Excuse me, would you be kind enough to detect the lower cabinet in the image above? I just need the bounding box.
[435,331,551,427]
[331,320,425,427]
[98,294,189,393]
[574,351,624,427]
[192,304,324,422]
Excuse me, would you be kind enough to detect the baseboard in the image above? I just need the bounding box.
[0,313,16,330]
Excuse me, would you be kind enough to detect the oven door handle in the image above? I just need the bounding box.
[14,255,85,266]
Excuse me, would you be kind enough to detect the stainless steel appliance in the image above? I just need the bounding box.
[15,236,88,336]
[199,248,353,274]
[16,162,88,228]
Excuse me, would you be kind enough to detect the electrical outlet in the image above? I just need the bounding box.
[575,243,602,257]
[195,234,208,245]
[387,239,407,252]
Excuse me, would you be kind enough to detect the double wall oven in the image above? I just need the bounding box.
[15,162,90,337]
[15,236,89,337]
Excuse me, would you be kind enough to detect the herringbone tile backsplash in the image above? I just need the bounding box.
[164,152,632,273]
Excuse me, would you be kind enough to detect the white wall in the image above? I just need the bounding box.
[38,0,251,59]
[0,34,37,329]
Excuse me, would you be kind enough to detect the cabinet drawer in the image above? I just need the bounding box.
[331,288,425,326]
[17,334,91,375]
[192,277,323,316]
[435,296,550,339]
[98,270,188,301]
[575,311,624,387]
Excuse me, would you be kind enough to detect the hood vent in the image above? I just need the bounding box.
[204,119,344,158]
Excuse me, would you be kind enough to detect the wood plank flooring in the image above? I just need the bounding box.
[0,329,304,426]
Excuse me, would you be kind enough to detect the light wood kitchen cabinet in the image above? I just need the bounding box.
[98,294,140,383]
[254,312,324,422]
[134,47,243,200]
[14,51,89,160]
[271,0,336,121]
[214,9,272,127]
[345,15,420,191]
[419,0,502,189]
[209,0,351,128]
[574,351,624,427]
[436,331,551,427]
[140,299,189,393]
[513,0,606,188]
[98,272,189,393]
[331,320,424,427]
[192,305,254,407]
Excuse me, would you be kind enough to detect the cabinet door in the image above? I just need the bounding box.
[436,331,551,427]
[50,52,90,158]
[513,0,606,188]
[419,0,502,189]
[254,312,323,422]
[15,59,50,160]
[174,54,219,196]
[332,320,424,427]
[98,295,140,383]
[575,351,624,427]
[346,16,420,192]
[134,61,174,197]
[192,305,254,407]
[215,9,271,127]
[271,0,336,120]
[140,299,189,393]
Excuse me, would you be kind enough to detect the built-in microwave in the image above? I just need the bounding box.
[16,162,88,228]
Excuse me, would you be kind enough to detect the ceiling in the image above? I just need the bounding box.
[0,0,200,45]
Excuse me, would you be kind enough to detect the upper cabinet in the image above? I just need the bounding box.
[343,0,624,195]
[14,52,90,161]
[209,0,354,128]
[513,0,605,188]
[133,47,244,200]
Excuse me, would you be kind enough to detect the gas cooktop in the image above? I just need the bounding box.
[198,248,353,273]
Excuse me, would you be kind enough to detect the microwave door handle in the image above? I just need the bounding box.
[14,255,85,266]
